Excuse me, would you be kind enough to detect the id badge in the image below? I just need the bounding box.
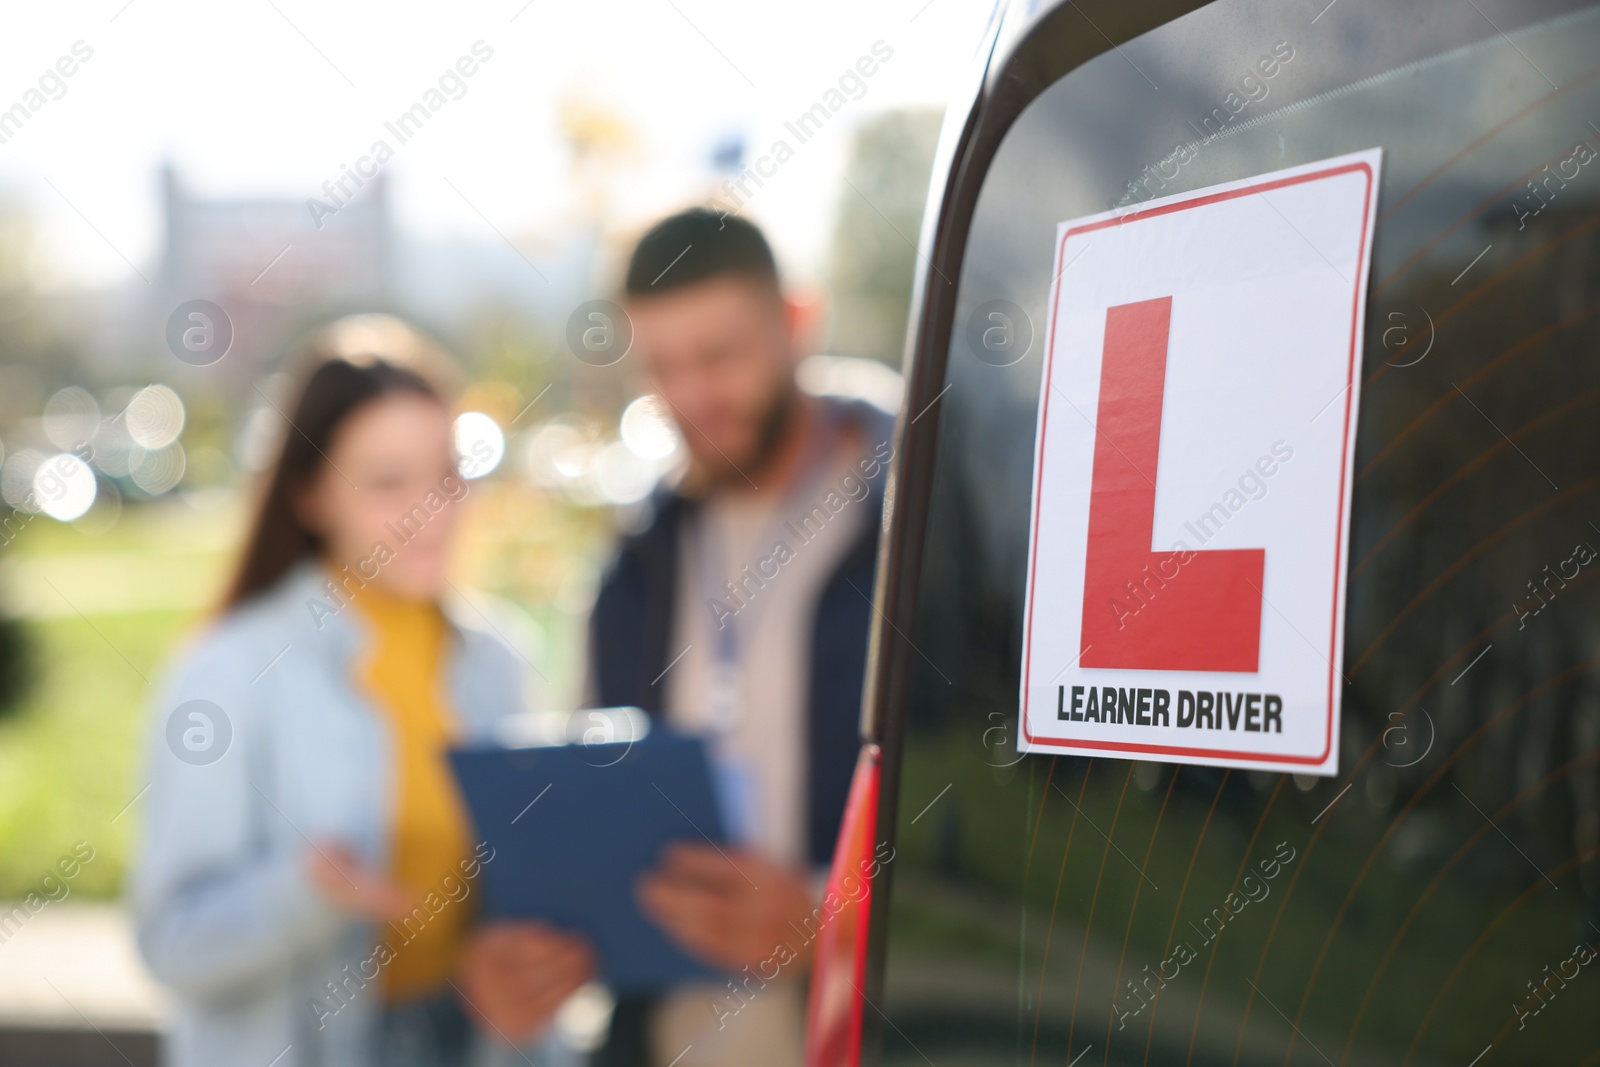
[707,653,741,733]
[707,634,755,843]
[711,758,759,849]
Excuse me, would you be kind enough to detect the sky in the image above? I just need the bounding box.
[0,0,995,290]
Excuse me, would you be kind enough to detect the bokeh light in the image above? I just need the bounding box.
[594,441,657,505]
[619,394,682,461]
[125,385,186,449]
[32,453,98,521]
[89,416,137,478]
[43,386,101,450]
[131,443,187,495]
[1,449,44,510]
[454,411,505,480]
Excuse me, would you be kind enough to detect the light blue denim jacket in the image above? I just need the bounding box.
[128,561,572,1067]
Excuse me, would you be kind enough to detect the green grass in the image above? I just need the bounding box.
[0,608,187,899]
[0,502,228,900]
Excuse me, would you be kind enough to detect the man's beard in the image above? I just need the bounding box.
[705,379,801,488]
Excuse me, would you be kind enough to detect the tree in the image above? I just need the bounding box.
[824,108,943,366]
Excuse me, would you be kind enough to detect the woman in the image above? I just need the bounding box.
[130,315,592,1067]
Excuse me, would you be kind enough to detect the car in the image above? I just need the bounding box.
[805,1,1600,1063]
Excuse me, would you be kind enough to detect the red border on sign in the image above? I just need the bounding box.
[1020,160,1374,766]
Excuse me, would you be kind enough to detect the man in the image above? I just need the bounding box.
[588,207,896,1066]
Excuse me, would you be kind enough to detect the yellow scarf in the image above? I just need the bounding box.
[348,580,474,1002]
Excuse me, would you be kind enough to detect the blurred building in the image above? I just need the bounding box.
[156,162,391,376]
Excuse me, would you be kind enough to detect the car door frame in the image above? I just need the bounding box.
[855,0,1240,1059]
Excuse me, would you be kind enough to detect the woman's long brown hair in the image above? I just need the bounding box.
[220,316,454,611]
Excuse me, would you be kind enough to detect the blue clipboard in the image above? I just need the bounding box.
[448,731,728,994]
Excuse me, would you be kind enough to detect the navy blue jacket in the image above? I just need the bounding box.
[587,396,895,868]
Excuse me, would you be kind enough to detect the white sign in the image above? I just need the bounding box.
[1018,149,1382,776]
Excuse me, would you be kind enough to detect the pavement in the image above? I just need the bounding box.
[0,902,165,1066]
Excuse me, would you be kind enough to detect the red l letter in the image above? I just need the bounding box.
[1079,297,1264,672]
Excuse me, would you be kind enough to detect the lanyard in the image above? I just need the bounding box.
[696,403,843,736]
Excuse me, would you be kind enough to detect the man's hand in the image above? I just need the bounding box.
[457,922,595,1046]
[305,842,414,920]
[637,842,818,973]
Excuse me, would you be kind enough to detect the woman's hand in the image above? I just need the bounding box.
[304,841,415,920]
[456,922,596,1046]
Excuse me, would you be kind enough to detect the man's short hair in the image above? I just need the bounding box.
[623,208,780,297]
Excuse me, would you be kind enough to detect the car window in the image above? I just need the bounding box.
[880,2,1600,1064]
